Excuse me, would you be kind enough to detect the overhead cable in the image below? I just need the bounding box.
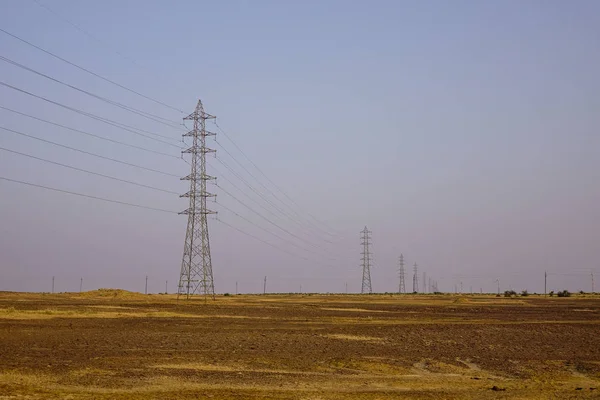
[0,125,180,177]
[0,27,184,113]
[0,146,179,195]
[0,105,179,159]
[0,176,177,213]
[0,80,183,147]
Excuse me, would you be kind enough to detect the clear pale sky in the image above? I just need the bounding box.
[0,0,598,294]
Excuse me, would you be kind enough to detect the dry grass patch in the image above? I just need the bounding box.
[0,307,274,320]
[324,334,386,343]
[321,307,390,313]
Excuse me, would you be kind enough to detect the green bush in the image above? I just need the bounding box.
[557,290,571,298]
[521,290,529,297]
[504,290,517,297]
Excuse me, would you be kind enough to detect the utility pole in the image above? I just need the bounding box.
[263,276,267,295]
[360,226,372,294]
[345,282,348,294]
[544,271,547,297]
[52,276,55,294]
[413,262,418,293]
[398,254,406,294]
[165,280,168,294]
[178,100,217,300]
[79,277,83,294]
[495,279,500,295]
[145,275,148,295]
[460,281,463,293]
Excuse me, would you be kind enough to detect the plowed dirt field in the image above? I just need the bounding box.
[1,291,599,399]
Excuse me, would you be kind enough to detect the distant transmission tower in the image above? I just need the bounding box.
[178,99,217,299]
[413,262,418,293]
[360,226,372,294]
[398,254,406,293]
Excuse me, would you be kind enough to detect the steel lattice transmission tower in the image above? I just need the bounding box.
[412,262,418,293]
[360,226,372,294]
[178,99,217,299]
[398,254,406,293]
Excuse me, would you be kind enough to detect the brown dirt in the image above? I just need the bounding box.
[0,292,599,399]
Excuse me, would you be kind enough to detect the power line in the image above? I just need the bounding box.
[32,0,146,69]
[215,218,312,263]
[0,55,183,129]
[217,208,335,270]
[215,146,335,245]
[214,167,349,263]
[0,146,179,195]
[0,27,184,113]
[0,125,180,177]
[0,80,183,147]
[0,176,177,213]
[0,105,179,159]
[217,183,334,259]
[214,121,341,238]
[216,155,317,246]
[213,164,283,222]
[217,199,327,263]
[215,155,298,227]
[213,167,352,261]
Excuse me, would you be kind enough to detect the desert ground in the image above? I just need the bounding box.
[0,290,599,399]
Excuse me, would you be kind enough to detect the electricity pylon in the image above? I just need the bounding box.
[398,254,406,293]
[361,226,372,294]
[178,99,217,299]
[413,262,418,293]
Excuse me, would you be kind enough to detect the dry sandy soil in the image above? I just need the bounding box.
[0,290,599,399]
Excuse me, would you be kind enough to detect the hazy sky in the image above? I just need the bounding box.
[1,0,598,294]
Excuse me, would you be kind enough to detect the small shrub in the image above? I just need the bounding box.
[223,293,231,297]
[549,291,554,297]
[557,290,571,298]
[521,290,529,297]
[504,290,517,298]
